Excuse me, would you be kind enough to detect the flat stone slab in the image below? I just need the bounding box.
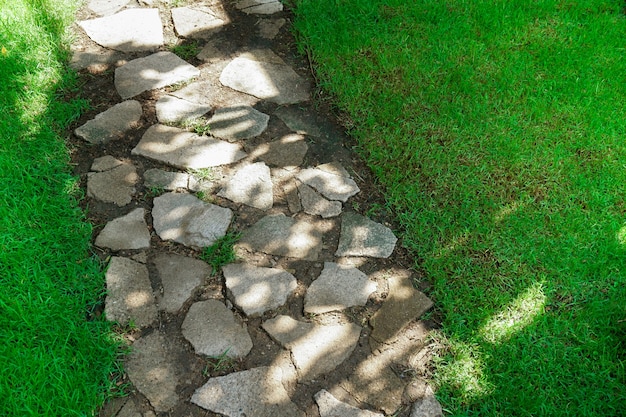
[95,208,150,250]
[154,253,211,313]
[262,315,361,381]
[250,133,308,167]
[87,0,129,16]
[258,18,285,39]
[304,262,376,314]
[125,332,180,412]
[236,213,323,260]
[115,52,199,99]
[336,213,397,258]
[235,0,283,14]
[91,155,123,172]
[218,162,273,210]
[87,159,138,206]
[70,45,124,72]
[172,7,226,39]
[208,105,269,141]
[275,105,323,137]
[132,124,246,169]
[298,183,342,218]
[223,263,297,316]
[220,55,309,105]
[315,390,384,417]
[144,168,190,191]
[156,95,213,124]
[75,100,142,144]
[182,300,253,358]
[296,162,360,202]
[152,192,232,248]
[192,366,304,417]
[78,9,163,52]
[410,381,443,417]
[105,257,157,327]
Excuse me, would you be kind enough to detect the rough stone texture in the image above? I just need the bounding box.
[154,253,211,313]
[218,162,273,210]
[208,105,270,141]
[152,192,232,248]
[91,155,123,172]
[410,382,443,417]
[297,163,360,202]
[132,124,246,169]
[78,9,163,52]
[182,300,253,358]
[235,0,283,15]
[262,315,361,381]
[272,168,301,213]
[87,160,138,206]
[197,41,221,62]
[105,257,157,327]
[95,208,151,250]
[315,390,384,417]
[220,55,309,105]
[236,213,323,261]
[87,0,130,16]
[336,213,398,258]
[298,183,342,218]
[115,52,199,99]
[155,95,212,124]
[171,7,225,39]
[223,263,297,316]
[170,79,257,109]
[250,133,308,167]
[125,332,180,412]
[258,18,285,39]
[70,44,124,72]
[192,366,304,417]
[75,100,142,144]
[275,106,323,137]
[144,168,190,190]
[116,398,141,417]
[304,262,376,314]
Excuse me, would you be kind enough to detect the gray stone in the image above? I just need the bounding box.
[274,106,323,137]
[410,382,443,417]
[144,169,190,190]
[237,213,323,261]
[208,105,269,141]
[304,262,376,314]
[223,263,297,316]
[235,0,283,14]
[154,253,211,313]
[75,100,142,144]
[192,366,304,417]
[262,315,361,381]
[315,390,384,417]
[197,41,221,62]
[152,192,232,248]
[298,183,342,218]
[250,133,308,167]
[171,7,225,39]
[218,162,273,210]
[125,332,180,412]
[220,55,309,105]
[78,9,163,52]
[116,398,140,417]
[296,163,360,202]
[104,257,157,327]
[87,161,138,206]
[155,95,212,124]
[115,52,199,99]
[95,208,151,250]
[70,45,124,72]
[336,213,397,258]
[258,18,285,39]
[87,0,129,16]
[132,124,246,169]
[91,155,124,172]
[182,300,253,358]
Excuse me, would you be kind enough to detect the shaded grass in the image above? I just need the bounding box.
[293,0,626,415]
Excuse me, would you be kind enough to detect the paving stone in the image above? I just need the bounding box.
[172,7,226,39]
[220,55,309,105]
[274,105,323,137]
[155,95,212,124]
[223,263,297,316]
[297,163,360,202]
[132,124,246,169]
[315,390,384,417]
[75,100,142,144]
[105,257,157,327]
[182,300,253,358]
[170,79,257,109]
[78,9,163,52]
[152,192,232,248]
[208,105,270,141]
[144,168,190,190]
[115,52,199,99]
[95,208,151,250]
[250,133,308,167]
[218,162,273,210]
[87,160,138,206]
[125,332,180,412]
[192,366,304,417]
[154,253,211,313]
[298,183,342,218]
[91,155,124,172]
[258,18,285,39]
[336,213,397,258]
[236,213,323,260]
[235,0,283,14]
[197,41,221,62]
[262,315,361,381]
[70,44,124,72]
[304,262,376,314]
[87,0,130,16]
[410,382,443,417]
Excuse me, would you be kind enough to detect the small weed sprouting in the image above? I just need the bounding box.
[180,117,211,136]
[169,41,199,61]
[201,232,240,271]
[203,349,236,375]
[188,167,215,182]
[195,190,215,203]
[145,186,165,198]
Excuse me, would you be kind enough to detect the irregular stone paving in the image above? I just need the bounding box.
[74,1,442,416]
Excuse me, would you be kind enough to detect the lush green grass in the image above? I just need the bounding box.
[0,0,118,415]
[293,0,626,415]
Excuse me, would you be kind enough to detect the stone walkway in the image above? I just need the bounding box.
[71,1,442,417]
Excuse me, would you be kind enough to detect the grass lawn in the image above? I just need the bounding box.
[292,0,626,415]
[0,0,118,414]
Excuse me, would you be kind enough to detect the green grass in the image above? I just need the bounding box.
[201,232,240,271]
[293,0,626,415]
[0,0,118,415]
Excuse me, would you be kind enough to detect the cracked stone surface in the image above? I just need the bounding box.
[144,168,190,191]
[298,183,343,218]
[251,133,308,167]
[297,163,360,202]
[75,100,142,144]
[95,208,150,250]
[87,0,130,16]
[409,381,443,417]
[87,159,138,206]
[208,105,270,141]
[336,212,398,258]
[171,7,226,39]
[235,0,284,15]
[315,390,384,417]
[155,95,213,124]
[218,162,273,210]
[153,253,211,313]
